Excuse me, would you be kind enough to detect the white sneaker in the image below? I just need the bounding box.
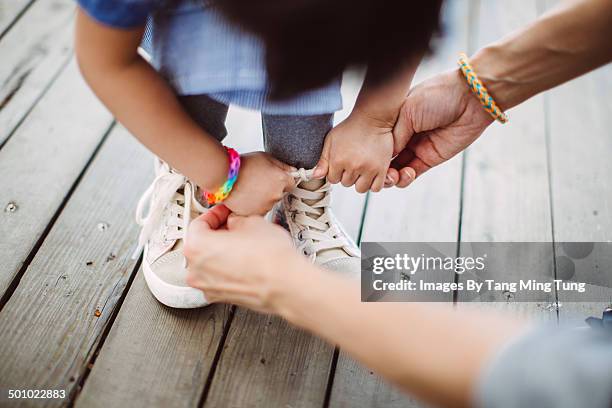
[269,169,361,278]
[134,160,208,308]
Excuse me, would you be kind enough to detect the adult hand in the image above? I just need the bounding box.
[183,205,308,313]
[386,69,493,188]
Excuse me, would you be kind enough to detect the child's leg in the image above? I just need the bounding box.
[137,94,230,309]
[262,113,360,278]
[178,94,230,142]
[261,114,333,169]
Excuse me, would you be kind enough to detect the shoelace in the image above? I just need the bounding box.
[132,161,206,259]
[288,168,351,257]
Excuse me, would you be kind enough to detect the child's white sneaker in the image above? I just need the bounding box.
[270,169,361,278]
[134,160,208,308]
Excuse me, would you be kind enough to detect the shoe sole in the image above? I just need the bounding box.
[142,249,209,309]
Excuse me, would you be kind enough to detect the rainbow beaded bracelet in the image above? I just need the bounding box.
[203,146,241,206]
[457,53,508,124]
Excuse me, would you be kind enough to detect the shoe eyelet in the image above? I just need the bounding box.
[302,246,313,257]
[297,231,304,241]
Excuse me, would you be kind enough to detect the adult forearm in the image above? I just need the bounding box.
[471,0,612,111]
[274,265,527,408]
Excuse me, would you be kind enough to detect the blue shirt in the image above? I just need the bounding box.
[77,0,342,115]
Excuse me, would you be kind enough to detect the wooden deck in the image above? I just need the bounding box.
[0,0,611,407]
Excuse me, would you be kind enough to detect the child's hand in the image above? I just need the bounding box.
[223,152,296,216]
[314,113,394,193]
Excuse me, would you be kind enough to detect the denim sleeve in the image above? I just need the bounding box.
[476,326,612,408]
[76,0,160,28]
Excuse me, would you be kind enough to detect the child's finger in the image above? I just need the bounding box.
[355,174,374,194]
[269,156,297,172]
[281,170,297,192]
[340,171,358,187]
[371,173,385,192]
[327,163,343,184]
[313,138,331,179]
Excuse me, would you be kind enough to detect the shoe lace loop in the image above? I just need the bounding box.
[133,161,206,258]
[288,169,350,256]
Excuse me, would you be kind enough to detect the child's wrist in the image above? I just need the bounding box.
[202,146,241,206]
[349,106,397,130]
[198,143,231,192]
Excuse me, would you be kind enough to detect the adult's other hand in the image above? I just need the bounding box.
[183,205,308,313]
[386,70,493,188]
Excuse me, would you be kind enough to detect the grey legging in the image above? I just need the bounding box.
[179,94,333,169]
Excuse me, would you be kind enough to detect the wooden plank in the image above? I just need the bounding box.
[547,63,612,323]
[328,1,471,406]
[0,60,113,301]
[74,110,259,408]
[203,74,367,408]
[76,274,231,408]
[204,308,334,407]
[0,0,74,146]
[457,0,557,319]
[0,0,33,39]
[0,125,152,405]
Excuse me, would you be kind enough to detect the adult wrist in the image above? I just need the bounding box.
[469,45,531,111]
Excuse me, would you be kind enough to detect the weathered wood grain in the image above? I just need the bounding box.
[547,63,612,323]
[0,125,152,406]
[204,308,334,407]
[328,1,471,406]
[0,0,74,146]
[76,272,232,408]
[457,0,557,319]
[0,0,33,39]
[0,60,113,302]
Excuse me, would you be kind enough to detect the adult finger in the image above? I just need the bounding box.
[184,205,231,258]
[384,168,399,188]
[226,213,248,230]
[396,167,417,188]
[190,205,231,233]
[392,101,416,156]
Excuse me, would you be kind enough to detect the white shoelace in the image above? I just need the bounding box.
[289,169,351,258]
[132,161,206,259]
